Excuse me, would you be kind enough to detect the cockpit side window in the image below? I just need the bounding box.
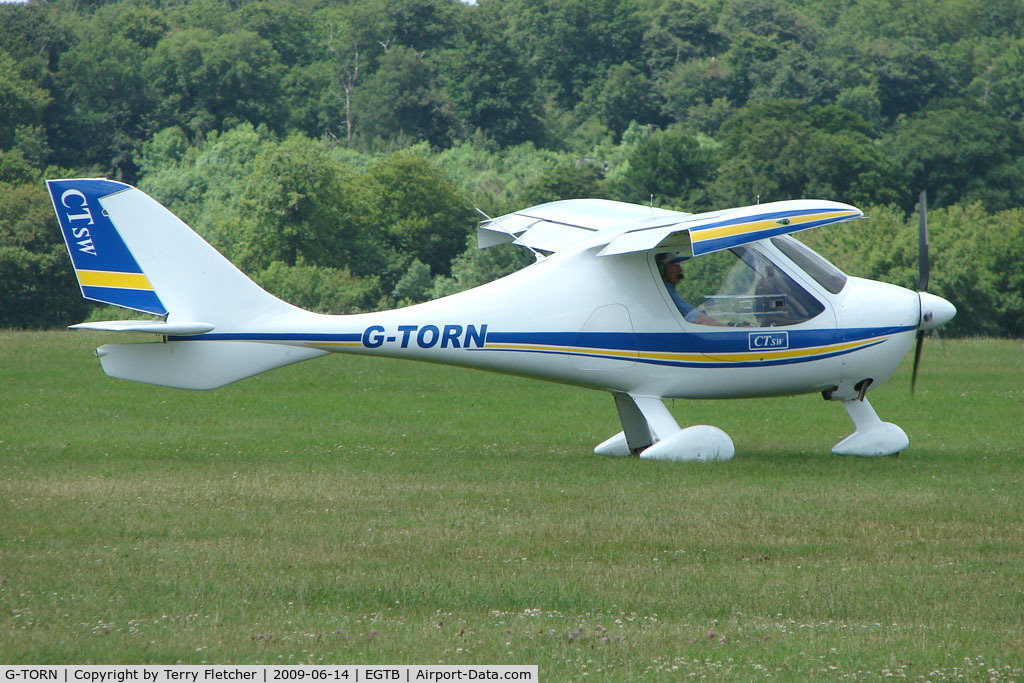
[770,235,847,294]
[668,247,825,327]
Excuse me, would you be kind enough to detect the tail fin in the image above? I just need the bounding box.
[46,178,297,327]
[47,179,324,390]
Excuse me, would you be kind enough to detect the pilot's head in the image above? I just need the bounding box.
[656,252,686,285]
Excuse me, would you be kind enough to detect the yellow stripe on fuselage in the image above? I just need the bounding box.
[299,334,889,365]
[77,269,153,290]
[639,337,884,364]
[485,335,887,366]
[307,341,363,349]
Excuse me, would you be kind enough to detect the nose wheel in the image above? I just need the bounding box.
[832,397,908,456]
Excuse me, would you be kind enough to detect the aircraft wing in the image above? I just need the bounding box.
[477,199,690,253]
[479,199,863,257]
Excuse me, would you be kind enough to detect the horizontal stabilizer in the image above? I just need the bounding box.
[71,320,215,335]
[95,341,327,390]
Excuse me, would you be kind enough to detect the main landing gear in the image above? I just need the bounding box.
[594,393,735,462]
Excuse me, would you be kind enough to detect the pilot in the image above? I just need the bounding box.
[656,252,724,326]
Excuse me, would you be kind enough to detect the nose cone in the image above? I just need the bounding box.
[919,292,956,330]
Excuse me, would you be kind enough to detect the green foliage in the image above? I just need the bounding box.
[2,0,1023,189]
[238,1,316,65]
[0,183,89,328]
[613,126,718,209]
[641,0,724,73]
[0,51,50,152]
[433,141,569,216]
[137,123,277,250]
[518,159,606,207]
[966,37,1024,122]
[368,149,476,276]
[2,0,1024,335]
[50,24,153,179]
[431,237,534,299]
[435,8,542,148]
[0,149,38,186]
[233,135,383,276]
[585,62,660,139]
[390,258,434,305]
[883,100,1024,212]
[501,0,644,108]
[712,100,900,206]
[144,27,286,137]
[656,57,737,133]
[717,0,837,106]
[109,4,167,49]
[353,45,456,148]
[254,261,383,314]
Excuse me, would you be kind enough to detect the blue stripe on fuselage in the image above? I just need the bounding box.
[486,327,912,353]
[167,326,913,369]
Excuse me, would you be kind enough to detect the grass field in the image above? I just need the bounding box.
[1,331,1022,678]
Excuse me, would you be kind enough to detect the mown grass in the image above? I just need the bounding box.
[1,331,1022,678]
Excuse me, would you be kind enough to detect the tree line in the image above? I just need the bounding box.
[2,0,1023,337]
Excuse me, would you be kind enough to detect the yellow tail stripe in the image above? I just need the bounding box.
[77,269,153,290]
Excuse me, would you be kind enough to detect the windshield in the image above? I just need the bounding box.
[770,235,847,294]
[667,246,825,327]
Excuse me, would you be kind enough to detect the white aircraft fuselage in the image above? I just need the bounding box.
[240,247,916,403]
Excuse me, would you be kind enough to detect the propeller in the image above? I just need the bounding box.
[918,189,929,292]
[911,191,928,395]
[911,190,957,396]
[911,191,931,395]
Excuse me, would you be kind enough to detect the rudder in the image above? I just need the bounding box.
[47,178,168,315]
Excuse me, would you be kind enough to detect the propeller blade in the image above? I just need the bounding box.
[918,190,929,291]
[911,329,925,397]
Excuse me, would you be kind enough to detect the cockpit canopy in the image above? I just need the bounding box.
[662,237,847,327]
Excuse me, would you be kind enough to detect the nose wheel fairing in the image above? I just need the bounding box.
[832,397,908,456]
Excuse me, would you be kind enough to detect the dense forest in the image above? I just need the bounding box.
[2,0,1023,337]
